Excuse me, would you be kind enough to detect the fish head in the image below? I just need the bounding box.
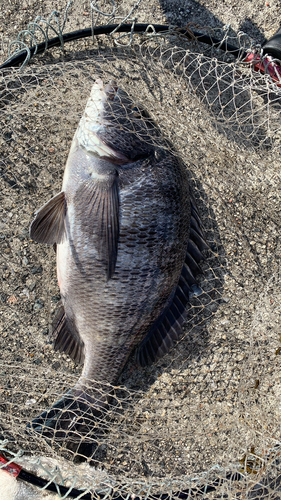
[76,79,160,163]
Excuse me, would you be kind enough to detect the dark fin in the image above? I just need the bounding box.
[189,196,209,251]
[187,239,204,263]
[30,192,66,245]
[190,215,204,238]
[190,195,203,227]
[52,304,85,365]
[190,228,209,251]
[137,197,208,367]
[182,263,197,286]
[26,391,108,457]
[75,172,119,280]
[136,287,189,368]
[185,250,202,275]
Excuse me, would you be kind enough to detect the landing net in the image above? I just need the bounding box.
[0,1,281,498]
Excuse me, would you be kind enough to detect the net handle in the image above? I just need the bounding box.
[262,26,281,59]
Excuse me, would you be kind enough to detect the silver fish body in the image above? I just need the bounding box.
[28,79,207,444]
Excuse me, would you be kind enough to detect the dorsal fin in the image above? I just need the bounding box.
[30,191,66,245]
[137,199,208,367]
[51,304,85,365]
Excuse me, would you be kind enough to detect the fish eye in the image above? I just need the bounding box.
[131,105,149,119]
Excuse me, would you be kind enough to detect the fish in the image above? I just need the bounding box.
[27,79,208,449]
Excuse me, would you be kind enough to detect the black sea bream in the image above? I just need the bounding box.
[28,79,207,444]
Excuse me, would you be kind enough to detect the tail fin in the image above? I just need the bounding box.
[26,389,108,457]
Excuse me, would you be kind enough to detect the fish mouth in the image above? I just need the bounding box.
[78,79,153,164]
[104,79,118,100]
[91,78,118,101]
[77,79,132,163]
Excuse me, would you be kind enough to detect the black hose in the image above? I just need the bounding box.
[262,26,281,59]
[18,467,93,499]
[0,23,246,69]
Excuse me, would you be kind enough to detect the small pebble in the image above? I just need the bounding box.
[31,266,43,274]
[33,299,44,311]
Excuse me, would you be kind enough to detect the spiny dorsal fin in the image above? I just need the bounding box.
[30,191,66,245]
[51,304,85,365]
[137,198,208,367]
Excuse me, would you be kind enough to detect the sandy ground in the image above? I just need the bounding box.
[1,0,281,498]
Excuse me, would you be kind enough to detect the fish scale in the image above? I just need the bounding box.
[27,79,207,451]
[68,154,189,383]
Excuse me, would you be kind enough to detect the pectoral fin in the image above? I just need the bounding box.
[30,191,66,245]
[75,171,119,280]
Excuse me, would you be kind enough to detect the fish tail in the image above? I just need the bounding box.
[26,388,108,455]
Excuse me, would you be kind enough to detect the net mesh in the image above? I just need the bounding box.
[1,1,281,498]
